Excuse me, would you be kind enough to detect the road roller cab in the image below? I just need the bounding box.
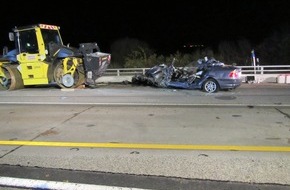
[0,24,111,90]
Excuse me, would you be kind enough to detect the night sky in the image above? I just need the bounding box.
[1,0,290,54]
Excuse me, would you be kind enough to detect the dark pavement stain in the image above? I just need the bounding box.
[232,115,242,117]
[86,124,95,127]
[148,114,154,116]
[215,96,236,100]
[40,129,58,136]
[70,148,80,151]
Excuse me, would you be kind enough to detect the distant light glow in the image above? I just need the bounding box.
[183,43,204,48]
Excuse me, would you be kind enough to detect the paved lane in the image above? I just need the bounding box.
[0,83,289,189]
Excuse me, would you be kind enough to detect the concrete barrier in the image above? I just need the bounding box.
[244,74,284,83]
[276,74,290,84]
[97,76,132,83]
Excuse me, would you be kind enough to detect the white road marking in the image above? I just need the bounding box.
[0,176,149,190]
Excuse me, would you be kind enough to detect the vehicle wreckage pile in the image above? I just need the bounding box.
[131,57,242,93]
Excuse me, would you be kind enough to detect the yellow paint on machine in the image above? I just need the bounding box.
[0,140,290,152]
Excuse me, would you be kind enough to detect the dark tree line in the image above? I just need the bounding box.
[109,26,290,68]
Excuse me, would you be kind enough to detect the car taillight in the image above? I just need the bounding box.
[228,69,240,79]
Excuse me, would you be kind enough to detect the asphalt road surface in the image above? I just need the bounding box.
[0,82,289,190]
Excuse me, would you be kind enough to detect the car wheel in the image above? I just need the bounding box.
[202,79,219,93]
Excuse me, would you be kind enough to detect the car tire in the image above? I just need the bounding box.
[202,79,219,93]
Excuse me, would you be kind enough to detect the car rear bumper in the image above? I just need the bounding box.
[219,79,242,89]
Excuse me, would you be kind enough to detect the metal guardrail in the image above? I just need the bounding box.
[104,68,148,76]
[239,65,290,75]
[104,65,290,76]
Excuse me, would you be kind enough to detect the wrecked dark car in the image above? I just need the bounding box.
[131,57,242,93]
